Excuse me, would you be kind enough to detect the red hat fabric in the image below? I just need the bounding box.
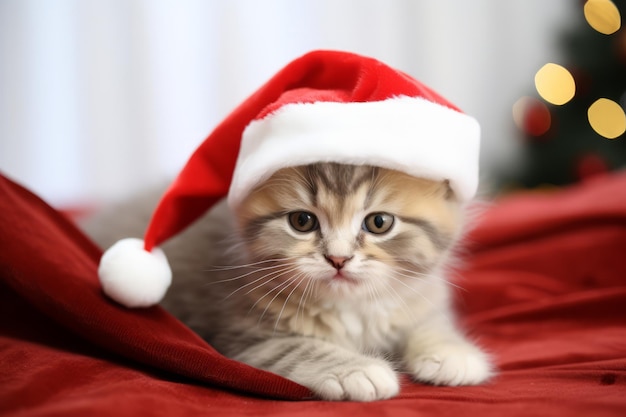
[98,50,481,308]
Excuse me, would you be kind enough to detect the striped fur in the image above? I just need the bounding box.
[86,163,492,401]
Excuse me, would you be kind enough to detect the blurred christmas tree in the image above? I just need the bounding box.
[511,0,626,189]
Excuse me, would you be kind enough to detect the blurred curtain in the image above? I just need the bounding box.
[0,0,572,207]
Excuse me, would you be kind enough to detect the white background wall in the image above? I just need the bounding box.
[0,0,574,207]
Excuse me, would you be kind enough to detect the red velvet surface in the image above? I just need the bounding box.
[1,172,625,416]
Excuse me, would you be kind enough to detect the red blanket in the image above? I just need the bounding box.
[1,172,625,416]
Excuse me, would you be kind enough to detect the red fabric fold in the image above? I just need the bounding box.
[0,174,310,403]
[1,172,626,416]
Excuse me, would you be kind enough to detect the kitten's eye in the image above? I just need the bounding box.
[363,213,394,234]
[288,211,319,233]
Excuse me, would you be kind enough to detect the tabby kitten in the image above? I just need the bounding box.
[86,162,491,401]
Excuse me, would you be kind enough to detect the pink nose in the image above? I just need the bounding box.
[324,255,352,270]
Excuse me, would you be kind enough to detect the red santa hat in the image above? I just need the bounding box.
[98,50,480,308]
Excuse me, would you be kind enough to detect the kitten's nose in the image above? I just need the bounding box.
[324,255,352,270]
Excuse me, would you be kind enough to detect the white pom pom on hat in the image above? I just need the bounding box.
[97,49,481,308]
[98,238,171,308]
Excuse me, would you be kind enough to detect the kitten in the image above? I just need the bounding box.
[84,162,492,401]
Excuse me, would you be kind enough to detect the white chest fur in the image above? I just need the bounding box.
[283,299,407,354]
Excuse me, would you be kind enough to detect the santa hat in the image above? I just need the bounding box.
[98,50,480,308]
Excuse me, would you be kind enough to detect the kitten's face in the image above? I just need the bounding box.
[235,163,462,300]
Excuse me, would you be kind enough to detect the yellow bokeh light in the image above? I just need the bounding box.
[584,0,621,35]
[587,98,626,139]
[534,63,576,106]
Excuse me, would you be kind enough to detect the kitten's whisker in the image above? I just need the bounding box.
[273,273,307,334]
[387,257,467,292]
[296,274,314,327]
[206,257,293,272]
[387,272,432,300]
[256,274,302,326]
[245,266,302,315]
[377,279,419,324]
[241,265,301,297]
[209,261,296,285]
[365,280,385,313]
[387,272,453,325]
[225,273,280,300]
[391,266,467,292]
[223,264,298,299]
[389,264,430,277]
[359,276,380,308]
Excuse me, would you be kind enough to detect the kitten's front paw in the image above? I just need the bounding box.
[310,359,399,401]
[407,343,492,386]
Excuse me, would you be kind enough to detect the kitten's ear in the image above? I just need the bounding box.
[442,179,456,201]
